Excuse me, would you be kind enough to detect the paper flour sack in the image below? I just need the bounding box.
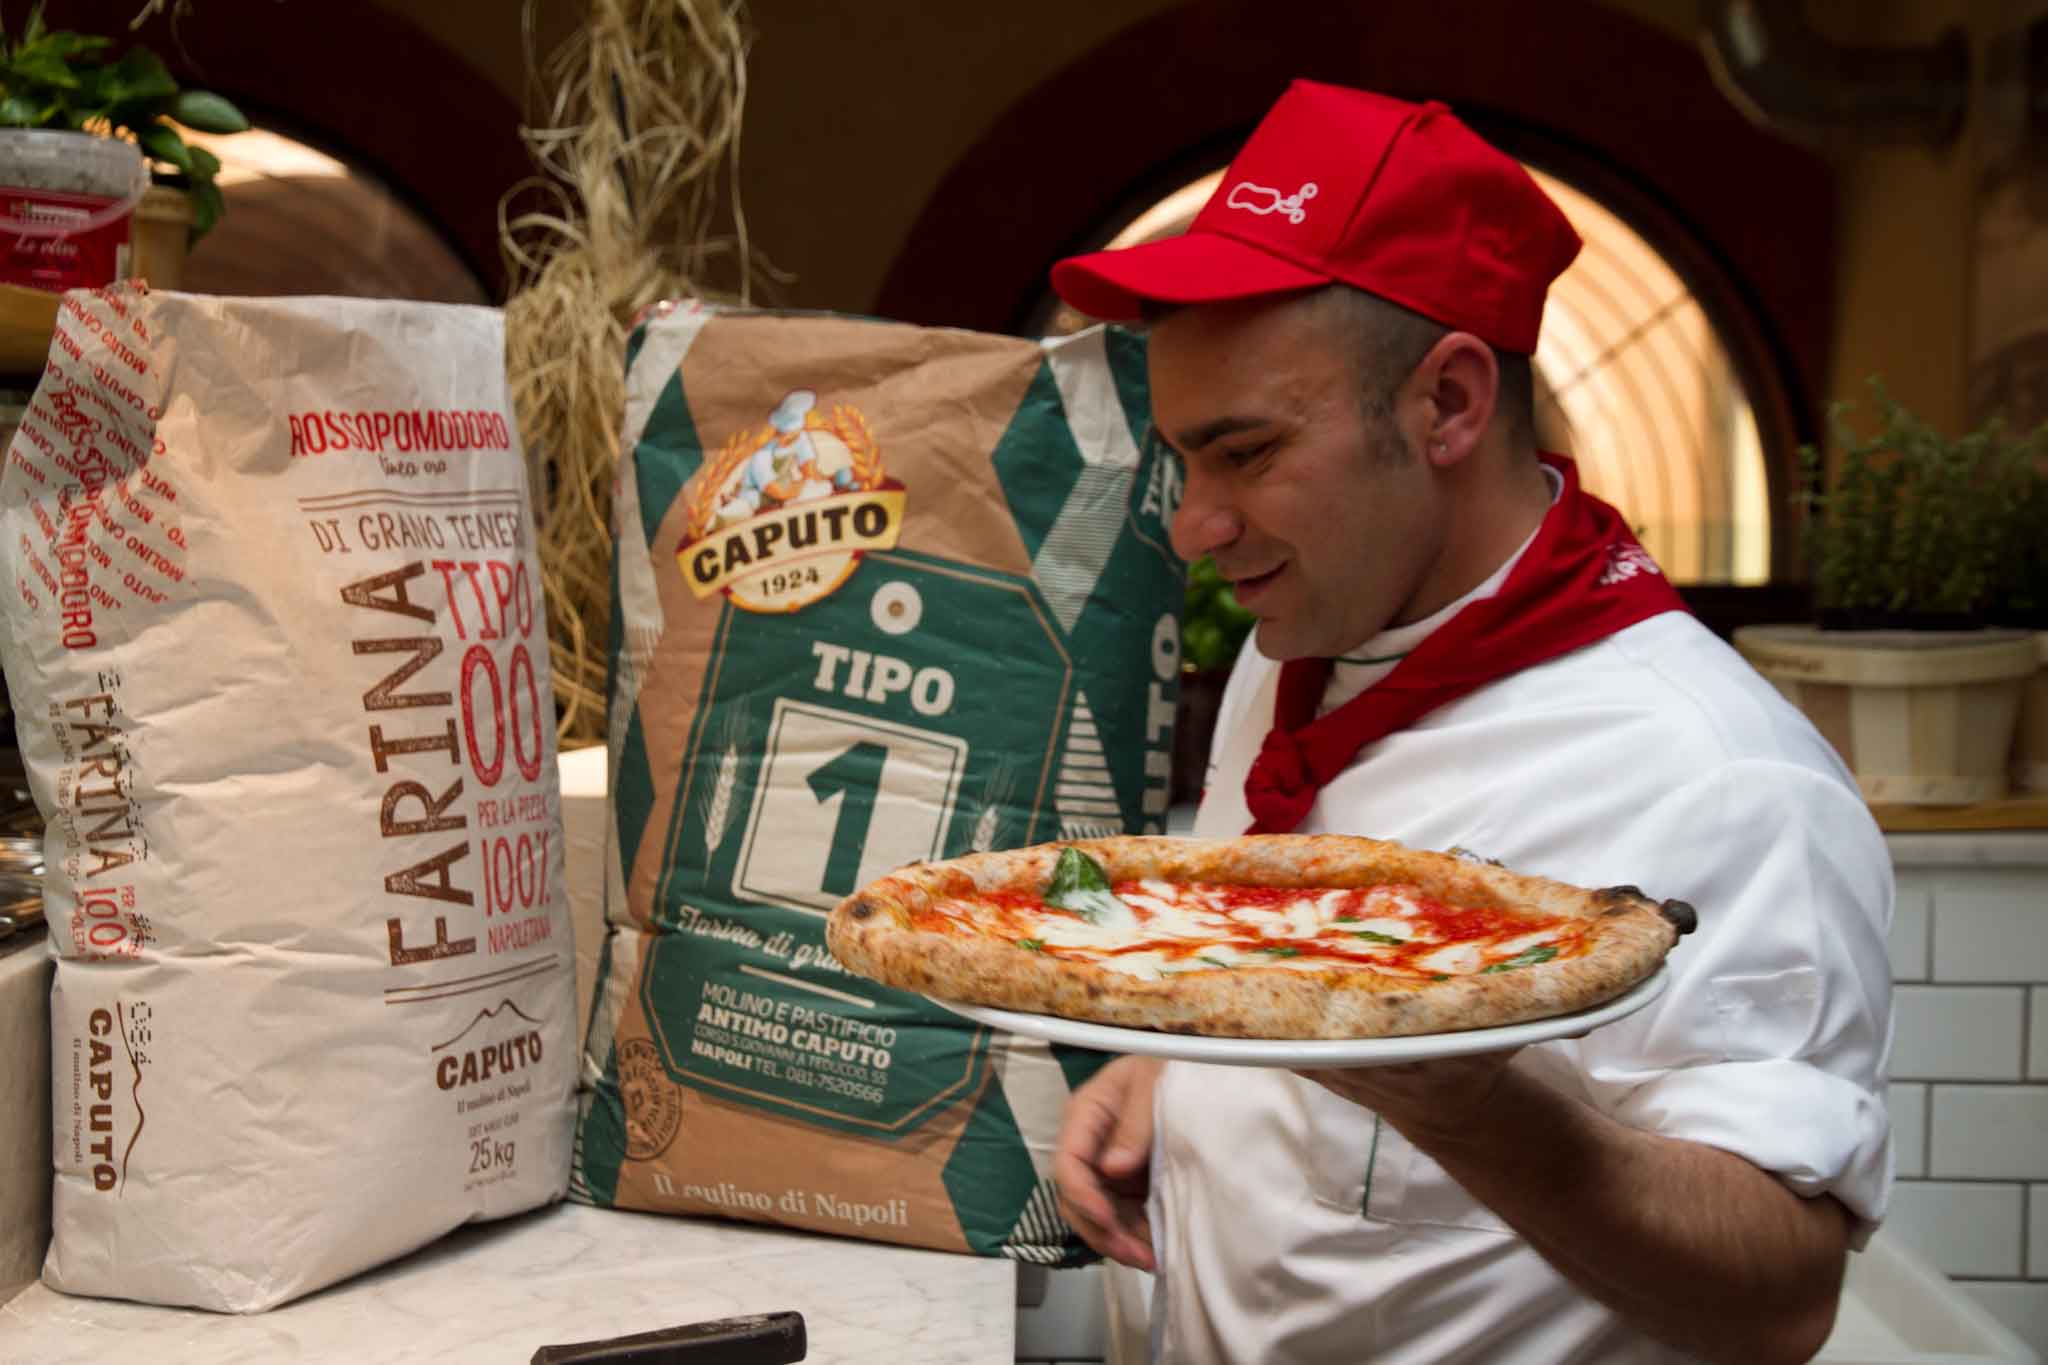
[0,285,577,1311]
[575,302,1183,1263]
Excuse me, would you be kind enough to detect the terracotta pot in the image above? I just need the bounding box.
[1734,624,2040,805]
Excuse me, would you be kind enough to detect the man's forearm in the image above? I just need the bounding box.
[1391,1067,1849,1364]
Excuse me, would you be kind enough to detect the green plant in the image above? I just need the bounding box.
[1183,554,1256,672]
[1993,426,2048,624]
[0,4,248,237]
[1798,381,2047,626]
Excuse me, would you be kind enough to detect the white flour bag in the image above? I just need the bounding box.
[0,285,577,1311]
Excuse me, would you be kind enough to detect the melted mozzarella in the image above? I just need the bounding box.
[1491,930,1560,960]
[1093,949,1176,981]
[1032,912,1201,951]
[1361,885,1422,917]
[1231,898,1323,940]
[1418,941,1484,976]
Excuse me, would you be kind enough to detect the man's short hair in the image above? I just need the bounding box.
[1137,287,1538,451]
[1308,285,1536,449]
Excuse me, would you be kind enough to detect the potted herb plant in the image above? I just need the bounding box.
[0,4,247,289]
[1996,428,2048,793]
[1172,555,1257,803]
[1735,383,2047,805]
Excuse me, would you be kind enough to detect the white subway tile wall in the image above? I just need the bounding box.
[2032,1187,2048,1281]
[1931,1086,2048,1181]
[1929,867,2048,983]
[1882,835,2048,1359]
[2032,987,2048,1083]
[1890,1083,1928,1179]
[1892,987,2026,1081]
[1889,872,1933,981]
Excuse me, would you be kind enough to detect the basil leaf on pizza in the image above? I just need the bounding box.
[1482,944,1561,973]
[826,835,1695,1041]
[1044,846,1136,929]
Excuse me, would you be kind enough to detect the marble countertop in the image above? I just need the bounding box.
[0,1202,1017,1363]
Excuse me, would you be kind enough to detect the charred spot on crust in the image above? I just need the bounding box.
[848,900,874,920]
[1658,899,1698,935]
[1595,884,1646,903]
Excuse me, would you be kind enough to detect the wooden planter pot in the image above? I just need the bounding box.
[1734,625,2041,805]
[2014,633,2048,795]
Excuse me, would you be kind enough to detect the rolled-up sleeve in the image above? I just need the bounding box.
[1540,760,1894,1243]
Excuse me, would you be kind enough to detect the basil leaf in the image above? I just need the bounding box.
[1016,938,1044,952]
[1481,944,1560,974]
[1044,847,1134,928]
[1255,945,1300,957]
[1430,973,1450,982]
[1351,930,1404,945]
[1048,846,1110,898]
[1198,956,1234,969]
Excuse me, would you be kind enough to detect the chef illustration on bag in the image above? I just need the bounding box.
[716,389,859,525]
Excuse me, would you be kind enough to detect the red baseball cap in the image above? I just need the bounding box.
[1050,81,1582,354]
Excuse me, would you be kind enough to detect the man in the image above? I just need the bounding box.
[1048,82,1892,1364]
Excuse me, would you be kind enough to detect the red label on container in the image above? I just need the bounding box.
[0,187,132,292]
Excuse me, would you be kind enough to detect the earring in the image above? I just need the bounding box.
[1430,439,1447,456]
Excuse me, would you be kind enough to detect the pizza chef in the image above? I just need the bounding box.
[1049,81,1893,1364]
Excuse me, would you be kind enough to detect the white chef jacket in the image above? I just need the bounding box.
[1145,552,1894,1362]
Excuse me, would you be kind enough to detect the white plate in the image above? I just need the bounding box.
[928,963,1670,1069]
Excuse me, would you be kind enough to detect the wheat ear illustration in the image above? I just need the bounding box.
[700,709,748,871]
[704,746,738,859]
[970,759,1018,852]
[830,404,885,487]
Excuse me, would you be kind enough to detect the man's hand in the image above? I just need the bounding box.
[1296,1047,1519,1145]
[1054,1055,1163,1270]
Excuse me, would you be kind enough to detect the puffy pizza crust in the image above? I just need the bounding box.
[825,835,1691,1040]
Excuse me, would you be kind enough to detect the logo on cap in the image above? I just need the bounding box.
[1224,180,1318,225]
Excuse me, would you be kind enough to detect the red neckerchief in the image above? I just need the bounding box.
[1244,453,1688,834]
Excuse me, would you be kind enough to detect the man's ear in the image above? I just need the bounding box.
[1409,332,1499,469]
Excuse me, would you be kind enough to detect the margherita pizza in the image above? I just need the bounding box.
[826,835,1695,1040]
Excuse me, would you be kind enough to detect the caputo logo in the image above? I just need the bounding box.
[678,389,905,613]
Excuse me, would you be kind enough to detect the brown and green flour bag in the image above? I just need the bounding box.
[573,301,1184,1262]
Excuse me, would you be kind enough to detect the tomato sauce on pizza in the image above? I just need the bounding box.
[912,881,1582,982]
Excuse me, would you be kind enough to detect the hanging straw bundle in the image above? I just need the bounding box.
[501,0,764,744]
